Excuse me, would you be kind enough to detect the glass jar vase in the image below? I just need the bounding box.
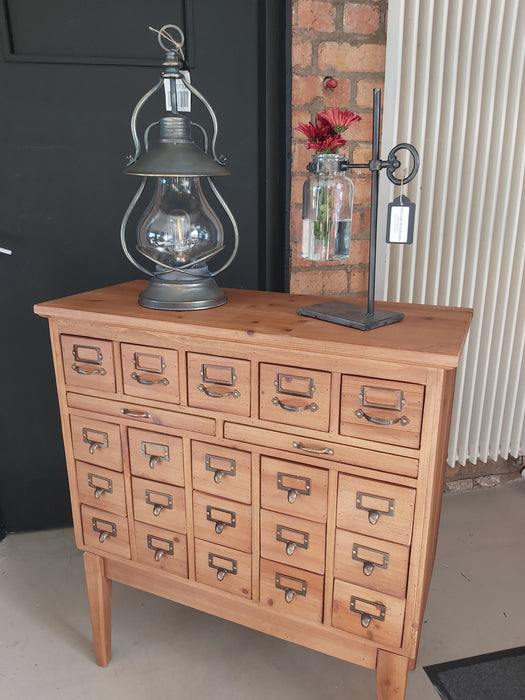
[301,153,354,261]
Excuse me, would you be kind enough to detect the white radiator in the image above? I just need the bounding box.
[377,0,525,466]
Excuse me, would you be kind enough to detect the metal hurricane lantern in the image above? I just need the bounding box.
[120,25,238,310]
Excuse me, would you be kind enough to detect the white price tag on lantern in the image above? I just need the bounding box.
[164,70,191,112]
[386,196,415,244]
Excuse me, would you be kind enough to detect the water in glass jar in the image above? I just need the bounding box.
[301,217,352,261]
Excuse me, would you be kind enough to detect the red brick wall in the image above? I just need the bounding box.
[290,0,388,296]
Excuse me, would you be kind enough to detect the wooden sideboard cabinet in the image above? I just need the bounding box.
[34,281,471,699]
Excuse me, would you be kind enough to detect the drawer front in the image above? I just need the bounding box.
[259,363,331,431]
[195,539,252,599]
[61,335,116,392]
[76,461,126,515]
[128,427,184,486]
[340,376,424,448]
[260,456,328,523]
[191,441,251,504]
[134,521,188,578]
[337,474,415,546]
[81,504,130,559]
[187,353,251,417]
[121,343,180,404]
[332,580,406,648]
[260,509,326,574]
[259,559,324,623]
[70,415,123,471]
[132,477,186,533]
[193,492,252,553]
[334,529,409,599]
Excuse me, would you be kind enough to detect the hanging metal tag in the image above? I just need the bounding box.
[386,195,415,244]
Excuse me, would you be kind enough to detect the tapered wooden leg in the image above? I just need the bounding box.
[84,552,112,666]
[376,649,409,700]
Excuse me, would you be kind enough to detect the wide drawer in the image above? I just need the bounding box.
[334,529,409,598]
[132,477,186,533]
[81,504,130,559]
[134,521,188,578]
[337,474,416,546]
[128,427,184,486]
[260,456,328,523]
[260,509,326,574]
[259,363,331,431]
[61,335,116,393]
[193,492,252,553]
[259,559,324,623]
[191,441,251,504]
[194,539,252,599]
[340,376,424,449]
[76,461,126,515]
[187,352,251,417]
[70,415,122,471]
[121,343,180,404]
[332,580,406,647]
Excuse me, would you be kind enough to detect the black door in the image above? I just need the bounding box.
[0,0,289,534]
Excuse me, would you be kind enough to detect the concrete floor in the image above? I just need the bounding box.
[1,479,524,700]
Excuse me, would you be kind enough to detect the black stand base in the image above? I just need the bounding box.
[296,302,404,331]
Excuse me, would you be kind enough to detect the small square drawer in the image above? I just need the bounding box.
[332,580,406,648]
[128,427,184,486]
[187,353,251,417]
[191,441,251,504]
[337,474,415,546]
[260,509,326,574]
[76,461,126,515]
[61,335,116,392]
[193,492,252,553]
[131,477,186,533]
[195,540,252,599]
[81,504,130,559]
[134,521,188,578]
[260,457,328,523]
[121,343,180,404]
[259,559,324,623]
[259,363,331,431]
[70,415,122,471]
[340,376,424,448]
[334,529,409,599]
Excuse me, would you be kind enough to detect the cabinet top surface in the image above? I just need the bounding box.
[34,281,472,369]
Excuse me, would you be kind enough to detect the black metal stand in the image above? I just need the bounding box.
[297,89,420,331]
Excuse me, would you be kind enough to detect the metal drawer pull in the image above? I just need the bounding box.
[208,553,237,581]
[277,472,311,504]
[121,407,152,419]
[272,397,318,412]
[275,573,307,603]
[356,492,395,525]
[205,455,236,483]
[206,505,236,535]
[72,363,107,376]
[91,517,117,544]
[145,489,173,516]
[82,428,108,454]
[276,525,309,556]
[352,544,390,576]
[354,409,410,426]
[147,534,174,561]
[198,384,240,399]
[131,372,169,386]
[88,473,113,499]
[293,441,334,455]
[141,442,169,470]
[350,596,386,628]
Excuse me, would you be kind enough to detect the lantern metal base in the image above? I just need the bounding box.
[296,302,404,331]
[138,269,227,311]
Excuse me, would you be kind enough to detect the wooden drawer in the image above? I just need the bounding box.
[334,529,409,599]
[260,509,326,574]
[195,539,252,599]
[259,559,324,623]
[121,343,180,404]
[260,456,328,523]
[61,335,116,392]
[70,415,122,471]
[76,461,126,515]
[81,504,130,559]
[337,474,415,546]
[187,352,251,416]
[193,492,252,553]
[131,477,186,533]
[332,580,406,648]
[128,427,184,486]
[259,363,331,431]
[340,376,424,449]
[134,521,188,578]
[191,441,251,504]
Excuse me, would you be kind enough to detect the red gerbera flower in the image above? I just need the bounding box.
[306,133,346,152]
[295,121,329,141]
[318,108,361,134]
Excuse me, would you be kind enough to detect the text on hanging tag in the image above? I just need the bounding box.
[386,196,415,244]
[164,70,192,112]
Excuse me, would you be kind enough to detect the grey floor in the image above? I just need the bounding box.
[1,479,524,700]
